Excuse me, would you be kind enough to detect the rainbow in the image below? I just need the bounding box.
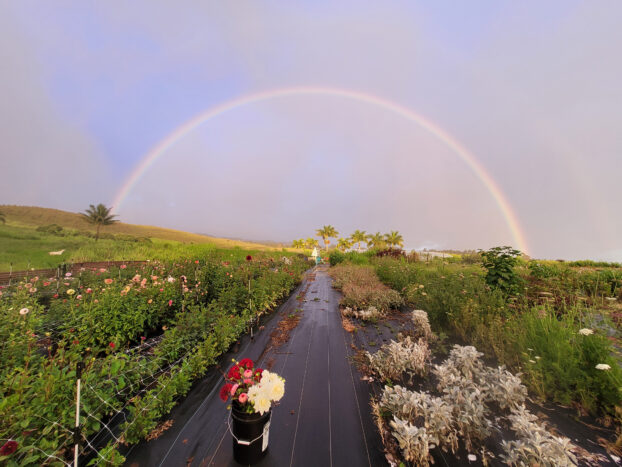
[111,86,529,254]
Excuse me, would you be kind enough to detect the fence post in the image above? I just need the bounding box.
[74,361,84,467]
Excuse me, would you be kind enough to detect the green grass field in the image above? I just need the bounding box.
[0,205,283,271]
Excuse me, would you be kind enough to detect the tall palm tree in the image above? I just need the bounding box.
[316,225,339,251]
[81,204,119,241]
[367,232,386,250]
[384,231,404,250]
[305,238,319,249]
[336,237,352,252]
[350,230,367,252]
[0,211,5,224]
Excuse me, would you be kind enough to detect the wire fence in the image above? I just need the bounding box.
[0,261,148,286]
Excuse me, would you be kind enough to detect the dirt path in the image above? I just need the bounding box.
[123,266,385,466]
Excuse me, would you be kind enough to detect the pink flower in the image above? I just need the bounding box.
[120,264,127,269]
[243,378,252,384]
[86,288,92,293]
[104,278,113,285]
[195,260,199,264]
[76,295,82,300]
[230,383,239,395]
[243,369,253,379]
[109,342,115,348]
[168,300,173,306]
[238,393,248,404]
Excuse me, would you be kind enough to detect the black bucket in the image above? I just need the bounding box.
[230,407,271,465]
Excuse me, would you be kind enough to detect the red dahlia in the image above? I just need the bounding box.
[0,440,18,455]
[239,358,254,369]
[246,255,252,262]
[220,383,233,402]
[227,365,241,380]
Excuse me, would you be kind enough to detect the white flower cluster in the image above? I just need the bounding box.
[366,336,429,381]
[247,370,285,415]
[411,310,435,342]
[342,306,385,321]
[501,405,577,466]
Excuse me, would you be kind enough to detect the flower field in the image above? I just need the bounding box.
[0,251,307,465]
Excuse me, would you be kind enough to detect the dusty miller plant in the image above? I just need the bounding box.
[411,309,435,342]
[501,405,577,466]
[390,417,433,466]
[366,336,429,381]
[381,385,458,454]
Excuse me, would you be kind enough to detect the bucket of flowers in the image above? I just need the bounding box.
[220,358,285,464]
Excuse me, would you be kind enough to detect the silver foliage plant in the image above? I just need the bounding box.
[381,385,458,454]
[433,345,527,411]
[389,417,432,466]
[411,309,435,342]
[501,405,577,466]
[381,343,574,465]
[366,336,429,381]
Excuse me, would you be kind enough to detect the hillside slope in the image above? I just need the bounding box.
[0,205,271,249]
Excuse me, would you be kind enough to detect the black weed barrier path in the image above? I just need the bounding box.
[122,266,385,467]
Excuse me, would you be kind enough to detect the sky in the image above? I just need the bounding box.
[1,1,621,260]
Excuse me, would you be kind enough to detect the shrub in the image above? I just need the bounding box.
[479,246,523,295]
[329,250,345,266]
[36,223,64,235]
[330,264,404,312]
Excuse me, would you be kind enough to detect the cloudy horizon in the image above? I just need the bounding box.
[1,1,621,261]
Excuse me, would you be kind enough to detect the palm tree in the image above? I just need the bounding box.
[291,239,305,249]
[305,238,319,249]
[350,230,367,252]
[0,211,5,224]
[337,237,352,252]
[367,232,386,250]
[384,231,404,250]
[316,225,339,251]
[81,204,119,241]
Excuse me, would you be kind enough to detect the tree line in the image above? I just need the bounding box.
[291,225,404,252]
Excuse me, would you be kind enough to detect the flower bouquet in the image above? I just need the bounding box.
[220,358,285,464]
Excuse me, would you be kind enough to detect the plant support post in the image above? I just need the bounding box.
[74,361,84,467]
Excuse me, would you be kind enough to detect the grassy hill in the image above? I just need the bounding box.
[0,205,281,271]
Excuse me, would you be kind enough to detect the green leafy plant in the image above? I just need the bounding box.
[479,246,523,295]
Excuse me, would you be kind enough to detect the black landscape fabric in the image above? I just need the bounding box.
[122,266,385,467]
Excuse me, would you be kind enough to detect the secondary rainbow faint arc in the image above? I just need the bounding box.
[112,86,530,254]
